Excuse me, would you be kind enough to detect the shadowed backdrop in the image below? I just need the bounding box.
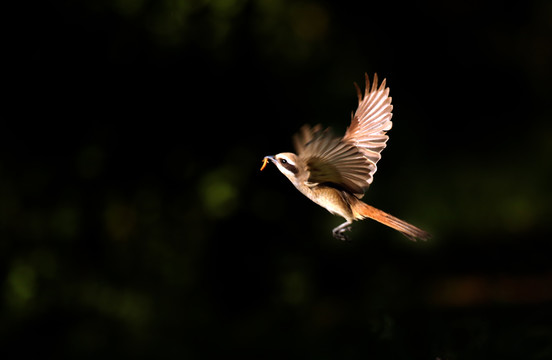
[2,0,552,358]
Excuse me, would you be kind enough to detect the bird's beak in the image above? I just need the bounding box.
[260,155,276,171]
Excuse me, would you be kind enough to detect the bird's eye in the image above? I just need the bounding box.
[278,157,298,174]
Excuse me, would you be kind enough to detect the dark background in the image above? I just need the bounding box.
[3,0,552,358]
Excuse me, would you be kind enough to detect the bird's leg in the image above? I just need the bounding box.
[332,220,353,241]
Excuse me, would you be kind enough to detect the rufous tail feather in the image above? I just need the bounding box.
[352,200,431,241]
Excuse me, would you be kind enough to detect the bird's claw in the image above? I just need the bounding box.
[332,226,352,241]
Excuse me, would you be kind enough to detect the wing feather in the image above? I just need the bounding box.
[293,125,370,197]
[343,73,393,184]
[291,73,393,198]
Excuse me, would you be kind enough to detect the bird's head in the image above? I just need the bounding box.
[260,153,302,184]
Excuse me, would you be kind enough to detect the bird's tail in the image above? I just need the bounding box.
[351,199,431,241]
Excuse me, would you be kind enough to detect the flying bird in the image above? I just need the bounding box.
[260,73,430,241]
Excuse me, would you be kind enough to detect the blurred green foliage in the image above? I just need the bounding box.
[3,0,552,358]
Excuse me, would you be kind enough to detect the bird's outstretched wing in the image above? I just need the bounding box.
[292,74,392,198]
[343,73,393,185]
[293,125,371,197]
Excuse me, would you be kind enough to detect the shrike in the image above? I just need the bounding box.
[261,73,430,241]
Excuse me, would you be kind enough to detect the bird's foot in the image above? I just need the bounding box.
[332,224,352,241]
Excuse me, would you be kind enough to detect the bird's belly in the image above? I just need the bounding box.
[299,186,353,220]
